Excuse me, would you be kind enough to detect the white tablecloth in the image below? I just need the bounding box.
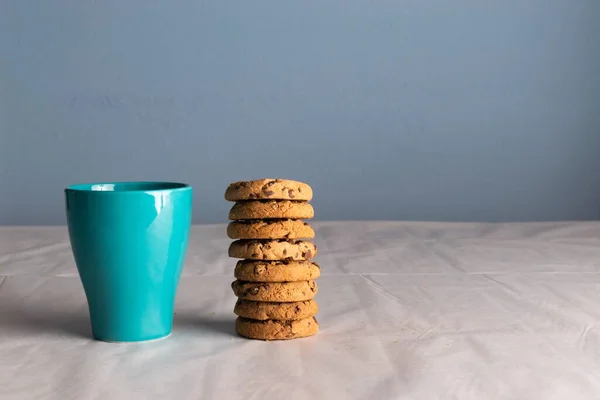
[2,222,600,399]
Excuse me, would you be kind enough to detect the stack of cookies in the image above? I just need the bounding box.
[225,178,319,340]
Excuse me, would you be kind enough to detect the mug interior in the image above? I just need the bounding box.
[67,182,189,192]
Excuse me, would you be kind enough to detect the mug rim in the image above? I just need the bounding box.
[65,181,191,193]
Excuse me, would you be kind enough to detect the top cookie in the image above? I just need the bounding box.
[225,179,313,202]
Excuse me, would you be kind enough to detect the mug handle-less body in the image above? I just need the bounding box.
[65,182,192,342]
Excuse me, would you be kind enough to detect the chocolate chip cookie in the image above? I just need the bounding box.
[231,280,318,302]
[235,316,319,340]
[234,259,320,282]
[234,299,319,321]
[229,200,314,220]
[225,179,313,201]
[228,239,317,260]
[227,220,315,240]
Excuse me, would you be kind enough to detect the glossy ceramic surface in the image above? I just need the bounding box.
[65,182,192,342]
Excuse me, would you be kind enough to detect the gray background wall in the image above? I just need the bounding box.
[1,0,599,225]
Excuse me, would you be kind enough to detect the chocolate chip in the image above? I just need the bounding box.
[251,253,259,258]
[284,233,291,239]
[295,306,301,313]
[262,254,268,260]
[283,249,287,255]
[298,187,302,193]
[264,190,275,196]
[288,190,295,198]
[303,250,312,259]
[248,193,259,199]
[262,181,277,192]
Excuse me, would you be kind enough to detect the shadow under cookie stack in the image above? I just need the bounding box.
[225,178,319,340]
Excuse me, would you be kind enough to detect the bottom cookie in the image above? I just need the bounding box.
[235,316,319,341]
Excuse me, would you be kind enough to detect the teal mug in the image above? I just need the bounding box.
[65,182,192,342]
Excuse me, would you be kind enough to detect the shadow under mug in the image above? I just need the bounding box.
[65,182,192,342]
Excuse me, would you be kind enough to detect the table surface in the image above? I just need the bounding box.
[2,221,600,400]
